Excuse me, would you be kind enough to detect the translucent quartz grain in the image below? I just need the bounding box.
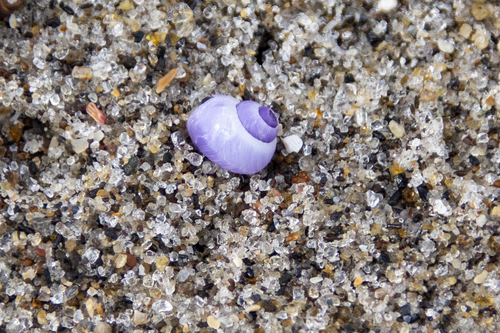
[71,66,93,79]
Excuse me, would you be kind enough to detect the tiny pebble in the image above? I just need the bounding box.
[286,232,300,242]
[126,254,137,268]
[377,0,397,12]
[459,23,472,39]
[115,254,128,268]
[162,152,173,163]
[472,29,490,49]
[118,0,133,10]
[473,270,488,284]
[22,268,36,280]
[233,257,243,267]
[133,310,148,325]
[94,322,112,333]
[156,68,178,94]
[86,299,95,318]
[447,276,457,286]
[437,39,454,53]
[134,31,145,43]
[71,138,89,154]
[471,3,490,21]
[123,156,140,176]
[45,17,61,28]
[476,215,487,228]
[9,14,16,29]
[388,120,405,138]
[291,171,311,183]
[207,316,220,329]
[310,276,323,284]
[245,304,261,312]
[490,206,500,216]
[23,258,34,267]
[94,130,105,141]
[61,4,75,15]
[156,256,170,271]
[72,66,93,79]
[353,277,364,287]
[197,42,207,50]
[37,310,47,325]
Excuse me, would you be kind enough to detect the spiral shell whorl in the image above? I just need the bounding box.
[236,101,279,143]
[187,95,278,175]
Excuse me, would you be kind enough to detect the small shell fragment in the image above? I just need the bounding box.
[282,134,303,154]
[156,68,178,94]
[86,102,106,125]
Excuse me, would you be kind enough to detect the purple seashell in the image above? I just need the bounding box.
[186,95,279,175]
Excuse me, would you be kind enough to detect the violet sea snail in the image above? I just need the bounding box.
[187,95,279,175]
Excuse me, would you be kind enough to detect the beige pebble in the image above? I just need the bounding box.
[245,304,261,312]
[447,276,457,286]
[9,14,17,29]
[86,298,95,318]
[471,3,490,21]
[65,239,77,251]
[437,39,454,53]
[285,304,299,316]
[473,270,488,284]
[459,23,472,38]
[134,310,149,325]
[474,35,490,49]
[207,315,220,329]
[491,206,500,216]
[94,322,112,333]
[389,120,405,138]
[353,277,364,287]
[471,29,490,49]
[72,66,93,79]
[494,18,500,32]
[116,254,128,268]
[22,268,36,280]
[37,310,47,325]
[233,257,243,267]
[156,256,170,271]
[201,73,212,87]
[118,0,133,10]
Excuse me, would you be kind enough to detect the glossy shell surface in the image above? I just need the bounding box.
[187,95,279,175]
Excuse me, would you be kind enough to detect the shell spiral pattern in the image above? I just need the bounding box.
[187,95,279,175]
